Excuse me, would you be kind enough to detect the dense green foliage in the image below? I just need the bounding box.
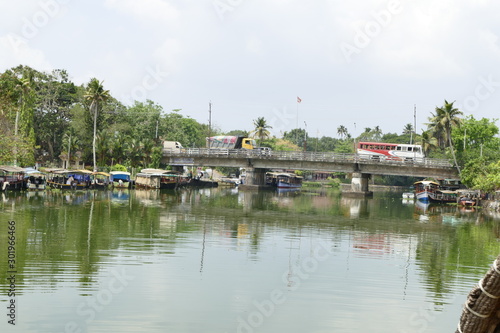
[0,65,208,170]
[1,65,499,191]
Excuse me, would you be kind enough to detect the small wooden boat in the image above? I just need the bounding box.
[0,166,26,191]
[46,169,92,190]
[24,168,46,190]
[110,171,131,188]
[402,192,415,199]
[91,172,111,190]
[266,172,303,189]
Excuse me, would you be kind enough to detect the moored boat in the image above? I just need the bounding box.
[91,172,111,189]
[266,172,303,189]
[135,172,162,189]
[46,169,92,190]
[0,166,26,191]
[110,171,132,188]
[402,192,415,199]
[136,169,186,189]
[25,168,46,190]
[414,180,458,203]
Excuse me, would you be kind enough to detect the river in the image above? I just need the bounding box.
[1,188,500,333]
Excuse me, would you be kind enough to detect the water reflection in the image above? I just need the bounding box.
[1,188,500,332]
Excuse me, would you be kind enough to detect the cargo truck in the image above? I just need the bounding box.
[206,136,257,150]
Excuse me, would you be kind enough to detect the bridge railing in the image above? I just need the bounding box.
[163,148,453,168]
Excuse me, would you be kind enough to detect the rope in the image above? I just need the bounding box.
[478,278,500,299]
[464,301,491,319]
[454,256,500,333]
[493,259,500,275]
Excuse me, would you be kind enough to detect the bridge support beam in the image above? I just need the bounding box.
[344,172,373,197]
[239,167,272,190]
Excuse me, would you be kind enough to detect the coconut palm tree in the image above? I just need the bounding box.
[402,123,413,135]
[84,79,110,171]
[337,125,348,139]
[250,117,272,145]
[372,126,382,141]
[428,100,463,175]
[420,130,437,156]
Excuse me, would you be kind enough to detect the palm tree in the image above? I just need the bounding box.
[420,130,437,156]
[337,125,348,139]
[62,129,80,169]
[250,117,272,145]
[84,79,110,171]
[428,100,463,175]
[402,123,413,135]
[372,126,382,141]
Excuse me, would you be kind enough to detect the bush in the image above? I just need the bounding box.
[327,177,342,188]
[111,164,127,172]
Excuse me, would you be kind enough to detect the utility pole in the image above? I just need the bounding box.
[413,104,416,159]
[208,101,212,149]
[303,121,307,152]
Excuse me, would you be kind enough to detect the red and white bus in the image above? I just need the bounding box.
[356,142,425,161]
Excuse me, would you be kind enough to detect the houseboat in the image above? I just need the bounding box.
[25,168,46,190]
[91,172,111,190]
[136,169,185,189]
[46,169,92,190]
[266,172,303,189]
[135,172,162,189]
[0,166,26,191]
[110,171,132,188]
[414,180,458,203]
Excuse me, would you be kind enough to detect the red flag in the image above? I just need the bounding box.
[297,96,302,103]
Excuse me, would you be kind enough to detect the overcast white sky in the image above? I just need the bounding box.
[2,0,500,138]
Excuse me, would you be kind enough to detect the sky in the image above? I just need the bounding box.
[1,0,500,139]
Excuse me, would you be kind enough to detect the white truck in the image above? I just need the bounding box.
[163,141,184,152]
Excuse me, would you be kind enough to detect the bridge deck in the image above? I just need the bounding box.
[163,148,458,179]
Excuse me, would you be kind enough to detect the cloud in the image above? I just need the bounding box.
[104,0,180,23]
[152,38,182,72]
[0,35,52,71]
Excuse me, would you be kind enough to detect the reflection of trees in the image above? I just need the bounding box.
[1,189,500,304]
[415,216,500,306]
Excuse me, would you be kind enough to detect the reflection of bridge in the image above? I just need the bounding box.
[162,149,459,195]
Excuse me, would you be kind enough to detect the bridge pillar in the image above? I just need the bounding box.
[344,172,373,197]
[239,167,271,190]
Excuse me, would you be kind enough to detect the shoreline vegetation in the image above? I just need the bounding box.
[1,65,500,195]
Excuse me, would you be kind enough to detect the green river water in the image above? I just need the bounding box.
[1,188,500,333]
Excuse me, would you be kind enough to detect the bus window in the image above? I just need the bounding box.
[396,146,402,151]
[408,147,413,152]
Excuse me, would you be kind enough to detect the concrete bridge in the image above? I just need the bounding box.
[162,149,459,195]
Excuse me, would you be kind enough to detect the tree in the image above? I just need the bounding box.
[358,127,383,142]
[250,117,272,145]
[337,125,348,139]
[420,130,438,157]
[34,69,80,163]
[283,128,306,148]
[402,123,413,136]
[428,100,463,175]
[226,129,249,137]
[84,79,110,171]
